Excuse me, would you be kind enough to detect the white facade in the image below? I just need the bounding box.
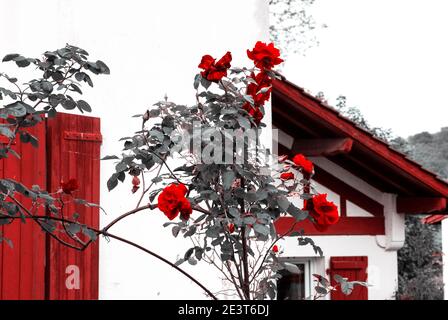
[0,0,405,300]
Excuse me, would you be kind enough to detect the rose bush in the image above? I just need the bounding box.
[102,41,358,300]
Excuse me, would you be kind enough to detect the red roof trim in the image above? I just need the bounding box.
[273,79,448,197]
[421,214,447,224]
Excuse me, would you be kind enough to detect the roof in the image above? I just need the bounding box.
[422,214,447,224]
[272,78,448,214]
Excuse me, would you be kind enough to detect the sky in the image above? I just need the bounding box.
[282,0,448,138]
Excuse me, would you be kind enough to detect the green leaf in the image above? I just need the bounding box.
[237,116,251,129]
[40,81,53,93]
[96,60,110,74]
[228,207,240,218]
[15,57,31,68]
[193,74,201,90]
[107,174,118,191]
[82,227,97,241]
[222,170,235,190]
[4,101,27,117]
[243,95,255,105]
[195,247,203,261]
[2,53,20,62]
[61,99,76,110]
[277,195,290,212]
[40,219,56,233]
[205,225,221,238]
[256,86,272,95]
[20,131,38,148]
[69,83,82,94]
[77,100,92,112]
[67,223,81,235]
[184,247,194,260]
[184,225,196,237]
[254,223,270,235]
[287,204,308,221]
[172,226,181,238]
[2,202,19,216]
[315,286,328,295]
[115,161,128,172]
[101,155,119,160]
[243,216,256,225]
[333,274,344,283]
[0,127,15,139]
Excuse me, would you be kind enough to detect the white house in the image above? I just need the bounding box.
[1,0,447,300]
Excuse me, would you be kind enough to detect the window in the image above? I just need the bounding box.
[277,263,306,300]
[277,258,320,300]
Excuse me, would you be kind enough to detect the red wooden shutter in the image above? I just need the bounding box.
[46,113,101,300]
[329,256,368,300]
[0,122,46,299]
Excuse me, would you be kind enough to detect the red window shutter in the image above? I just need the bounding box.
[46,113,101,300]
[329,256,368,300]
[0,122,47,299]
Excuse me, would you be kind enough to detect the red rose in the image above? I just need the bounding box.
[61,178,78,195]
[198,51,232,82]
[242,103,264,125]
[157,183,192,220]
[247,41,283,70]
[292,154,314,175]
[280,172,295,180]
[304,194,339,231]
[228,223,235,233]
[272,245,279,253]
[246,72,272,105]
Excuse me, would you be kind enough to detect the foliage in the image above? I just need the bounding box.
[0,44,109,158]
[0,45,109,250]
[269,0,326,60]
[397,215,443,300]
[407,128,448,180]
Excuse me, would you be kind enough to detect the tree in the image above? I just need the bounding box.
[269,0,327,60]
[397,215,443,300]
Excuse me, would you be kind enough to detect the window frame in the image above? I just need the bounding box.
[278,256,325,300]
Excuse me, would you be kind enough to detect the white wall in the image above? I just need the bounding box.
[0,0,270,299]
